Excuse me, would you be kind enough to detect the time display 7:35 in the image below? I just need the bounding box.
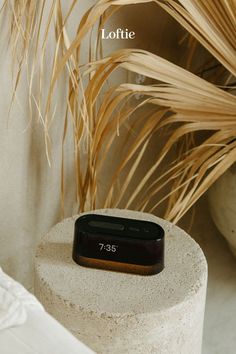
[99,243,118,252]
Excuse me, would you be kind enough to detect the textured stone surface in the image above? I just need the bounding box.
[34,209,208,354]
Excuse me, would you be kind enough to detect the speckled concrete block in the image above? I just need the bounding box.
[34,209,207,354]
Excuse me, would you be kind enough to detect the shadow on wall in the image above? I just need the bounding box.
[97,3,184,212]
[103,3,184,63]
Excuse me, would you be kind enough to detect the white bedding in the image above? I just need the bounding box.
[0,308,95,354]
[0,268,44,331]
[0,268,95,354]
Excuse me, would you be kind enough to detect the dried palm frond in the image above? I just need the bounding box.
[3,0,236,222]
[82,47,236,221]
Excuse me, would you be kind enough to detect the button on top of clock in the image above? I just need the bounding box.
[76,214,165,240]
[89,220,125,231]
[129,226,140,232]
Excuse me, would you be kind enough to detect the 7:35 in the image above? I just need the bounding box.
[99,243,118,252]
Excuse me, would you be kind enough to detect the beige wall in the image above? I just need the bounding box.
[0,1,181,288]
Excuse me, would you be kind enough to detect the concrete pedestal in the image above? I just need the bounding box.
[34,209,207,354]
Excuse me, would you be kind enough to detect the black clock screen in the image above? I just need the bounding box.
[78,232,162,266]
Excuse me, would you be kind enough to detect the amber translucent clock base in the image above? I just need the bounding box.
[75,255,164,276]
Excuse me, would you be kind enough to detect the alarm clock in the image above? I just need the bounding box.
[72,214,165,275]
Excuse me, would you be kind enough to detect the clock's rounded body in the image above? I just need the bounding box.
[72,214,165,275]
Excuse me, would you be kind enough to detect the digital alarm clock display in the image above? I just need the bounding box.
[72,214,165,275]
[77,231,163,265]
